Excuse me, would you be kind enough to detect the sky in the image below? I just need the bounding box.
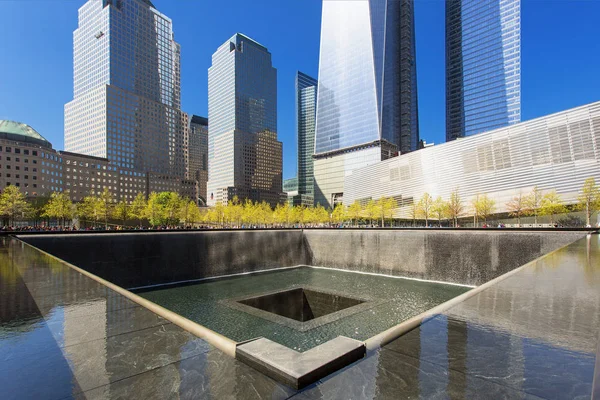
[0,0,599,181]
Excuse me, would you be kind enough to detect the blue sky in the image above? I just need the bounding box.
[0,1,599,180]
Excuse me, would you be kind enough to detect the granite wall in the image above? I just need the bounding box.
[20,229,588,289]
[21,231,310,289]
[303,230,588,286]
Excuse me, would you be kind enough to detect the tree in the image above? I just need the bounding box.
[577,177,600,226]
[187,201,202,227]
[29,195,51,227]
[447,188,464,227]
[180,199,199,227]
[98,187,114,229]
[144,192,163,227]
[43,192,74,227]
[130,192,147,226]
[409,201,418,227]
[113,200,130,226]
[0,185,30,225]
[365,199,379,226]
[472,194,496,226]
[417,193,434,226]
[524,186,543,225]
[431,196,447,227]
[273,203,293,227]
[506,192,526,226]
[347,201,363,227]
[540,190,567,224]
[331,204,347,226]
[78,195,102,227]
[377,197,397,227]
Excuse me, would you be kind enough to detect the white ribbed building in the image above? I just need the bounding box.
[345,101,600,218]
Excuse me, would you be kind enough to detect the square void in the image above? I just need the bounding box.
[238,288,365,322]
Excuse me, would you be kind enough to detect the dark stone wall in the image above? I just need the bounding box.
[20,229,588,289]
[21,231,310,289]
[303,230,588,286]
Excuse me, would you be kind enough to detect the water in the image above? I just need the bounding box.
[137,267,470,351]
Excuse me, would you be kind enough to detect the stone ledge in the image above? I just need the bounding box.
[236,336,365,389]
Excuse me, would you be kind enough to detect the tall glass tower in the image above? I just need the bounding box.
[64,0,186,200]
[314,0,419,208]
[296,71,318,205]
[207,34,283,207]
[446,0,521,141]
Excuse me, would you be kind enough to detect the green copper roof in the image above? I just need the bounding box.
[0,120,52,148]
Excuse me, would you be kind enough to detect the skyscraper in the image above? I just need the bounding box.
[207,33,283,207]
[295,71,318,206]
[187,115,208,204]
[64,0,187,201]
[446,0,521,141]
[313,0,419,208]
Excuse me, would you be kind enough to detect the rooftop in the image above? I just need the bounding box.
[0,120,52,148]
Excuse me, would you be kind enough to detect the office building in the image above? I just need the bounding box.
[345,101,600,219]
[207,33,283,207]
[188,115,209,203]
[295,72,318,206]
[64,0,189,202]
[314,0,419,208]
[446,0,521,141]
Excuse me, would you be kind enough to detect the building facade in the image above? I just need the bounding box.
[187,115,209,203]
[313,0,419,208]
[446,0,521,141]
[295,72,318,206]
[207,33,283,207]
[64,0,190,202]
[345,101,600,218]
[0,120,195,203]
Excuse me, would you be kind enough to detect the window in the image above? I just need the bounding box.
[6,157,10,161]
[15,148,20,154]
[32,151,37,156]
[5,147,11,153]
[15,158,19,162]
[24,150,29,155]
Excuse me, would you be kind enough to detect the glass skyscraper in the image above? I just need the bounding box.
[446,0,521,141]
[313,0,419,208]
[207,34,283,207]
[64,0,187,201]
[296,71,318,205]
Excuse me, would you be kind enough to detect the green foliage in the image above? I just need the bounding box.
[145,192,183,226]
[447,188,464,227]
[0,185,30,225]
[417,192,434,225]
[471,194,496,225]
[347,201,363,226]
[577,177,600,226]
[43,192,74,226]
[364,199,379,225]
[113,200,130,225]
[431,196,447,227]
[377,197,397,227]
[130,192,147,225]
[539,190,567,224]
[523,186,543,224]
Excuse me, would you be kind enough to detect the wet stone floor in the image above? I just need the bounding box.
[137,267,469,351]
[1,235,599,399]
